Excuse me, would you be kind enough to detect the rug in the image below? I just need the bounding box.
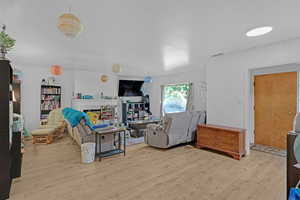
[120,131,145,146]
[126,136,145,146]
[251,144,287,157]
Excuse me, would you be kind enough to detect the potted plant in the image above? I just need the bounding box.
[0,25,16,60]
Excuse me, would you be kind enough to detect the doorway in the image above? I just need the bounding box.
[254,71,297,150]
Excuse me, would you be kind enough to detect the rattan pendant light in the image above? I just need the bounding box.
[57,8,83,38]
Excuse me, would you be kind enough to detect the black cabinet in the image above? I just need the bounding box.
[0,131,22,200]
[0,60,13,200]
[10,132,22,179]
[287,132,300,199]
[121,102,150,123]
[0,133,11,200]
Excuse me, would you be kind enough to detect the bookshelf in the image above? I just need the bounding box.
[40,85,61,121]
[100,105,117,121]
[121,102,150,123]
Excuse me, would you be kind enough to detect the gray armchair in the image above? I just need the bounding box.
[145,111,206,148]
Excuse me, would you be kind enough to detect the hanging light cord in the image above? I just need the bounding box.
[68,0,73,13]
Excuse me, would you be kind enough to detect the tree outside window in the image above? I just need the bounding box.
[162,83,191,114]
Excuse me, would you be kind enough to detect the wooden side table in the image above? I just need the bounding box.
[94,127,126,161]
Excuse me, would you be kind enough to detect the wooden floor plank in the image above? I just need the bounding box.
[10,137,285,200]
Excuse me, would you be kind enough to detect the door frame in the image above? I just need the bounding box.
[248,63,300,146]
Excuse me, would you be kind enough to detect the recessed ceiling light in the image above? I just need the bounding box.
[246,26,273,37]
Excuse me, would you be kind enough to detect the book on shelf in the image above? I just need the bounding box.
[40,102,60,111]
[41,87,61,95]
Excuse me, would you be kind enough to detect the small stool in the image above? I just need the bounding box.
[31,128,56,144]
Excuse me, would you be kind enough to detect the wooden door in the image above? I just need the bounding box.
[254,72,297,150]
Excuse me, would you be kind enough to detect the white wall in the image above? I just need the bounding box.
[17,67,120,132]
[150,66,207,117]
[16,65,74,131]
[74,70,118,98]
[206,38,300,154]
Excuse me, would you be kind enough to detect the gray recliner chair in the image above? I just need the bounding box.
[145,111,206,148]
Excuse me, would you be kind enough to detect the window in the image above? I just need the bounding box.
[161,83,191,114]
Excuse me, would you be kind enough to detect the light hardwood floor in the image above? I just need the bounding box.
[10,137,286,200]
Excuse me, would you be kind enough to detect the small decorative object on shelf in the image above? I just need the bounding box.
[47,77,56,85]
[0,25,16,60]
[41,79,47,85]
[40,85,62,121]
[76,93,82,99]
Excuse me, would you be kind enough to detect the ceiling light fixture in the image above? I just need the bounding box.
[246,26,273,37]
[57,2,83,38]
[57,13,83,38]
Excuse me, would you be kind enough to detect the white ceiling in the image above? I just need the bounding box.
[1,0,300,76]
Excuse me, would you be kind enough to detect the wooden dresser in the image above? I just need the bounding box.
[197,124,246,160]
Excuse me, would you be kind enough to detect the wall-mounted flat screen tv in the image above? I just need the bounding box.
[118,80,144,97]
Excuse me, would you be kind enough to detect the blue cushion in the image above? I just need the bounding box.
[93,123,110,129]
[62,108,95,130]
[289,188,300,200]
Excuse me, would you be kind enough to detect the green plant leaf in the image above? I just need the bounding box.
[0,31,16,51]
